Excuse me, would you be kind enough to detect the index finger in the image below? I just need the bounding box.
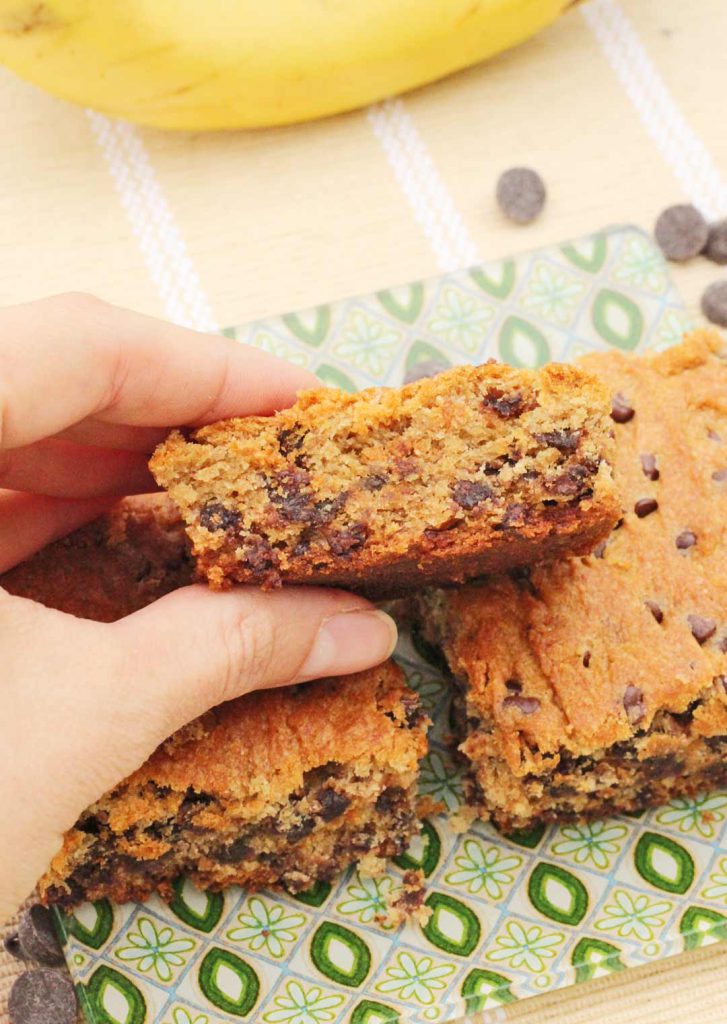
[0,294,319,450]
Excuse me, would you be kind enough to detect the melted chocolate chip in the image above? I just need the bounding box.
[483,389,525,418]
[676,530,697,550]
[511,565,539,597]
[328,523,367,556]
[317,788,351,822]
[503,694,540,715]
[451,480,494,509]
[534,429,582,453]
[634,497,658,518]
[501,504,527,528]
[376,786,407,814]
[287,817,316,843]
[712,468,727,482]
[199,502,241,533]
[611,393,635,423]
[688,614,717,644]
[362,473,388,491]
[623,685,645,725]
[551,464,591,496]
[278,426,305,456]
[243,536,280,576]
[640,453,660,480]
[645,600,664,624]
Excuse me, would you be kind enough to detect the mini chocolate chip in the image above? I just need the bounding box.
[634,497,658,518]
[451,480,494,510]
[3,933,27,963]
[712,468,727,482]
[403,358,450,384]
[496,167,546,224]
[688,614,717,644]
[611,392,635,423]
[640,453,660,480]
[645,600,664,624]
[17,905,64,966]
[676,530,697,550]
[504,678,523,693]
[702,281,727,328]
[362,472,388,491]
[483,389,524,418]
[317,788,351,822]
[583,650,591,668]
[708,428,722,442]
[654,203,709,261]
[199,502,240,533]
[705,219,727,265]
[534,429,581,453]
[9,970,77,1024]
[623,685,645,725]
[502,694,540,714]
[328,523,367,556]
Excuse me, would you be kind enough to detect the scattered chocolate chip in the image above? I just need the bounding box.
[362,473,388,492]
[199,502,240,533]
[705,219,727,265]
[504,678,523,693]
[328,523,367,556]
[676,530,697,550]
[3,933,27,963]
[17,905,64,967]
[708,428,722,442]
[702,281,727,328]
[611,393,635,423]
[623,685,645,726]
[496,167,546,224]
[645,600,664,624]
[640,453,660,480]
[502,694,541,715]
[634,497,658,518]
[8,970,77,1024]
[483,389,524,418]
[654,203,709,261]
[582,651,591,668]
[712,468,727,482]
[451,480,494,510]
[534,429,581,453]
[403,358,450,384]
[688,614,717,645]
[317,788,351,822]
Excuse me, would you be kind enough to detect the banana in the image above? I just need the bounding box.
[0,0,573,130]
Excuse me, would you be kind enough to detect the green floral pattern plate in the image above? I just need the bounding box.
[57,226,727,1024]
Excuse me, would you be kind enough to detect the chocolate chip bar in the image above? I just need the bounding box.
[150,361,619,598]
[2,497,428,907]
[414,331,727,830]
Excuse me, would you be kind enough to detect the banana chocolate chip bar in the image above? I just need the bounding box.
[150,361,619,598]
[414,332,727,830]
[2,497,428,908]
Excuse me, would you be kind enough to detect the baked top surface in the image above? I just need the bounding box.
[422,330,727,766]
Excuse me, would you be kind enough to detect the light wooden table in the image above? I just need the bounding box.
[1,0,726,1020]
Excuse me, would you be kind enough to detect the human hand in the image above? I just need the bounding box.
[0,294,397,922]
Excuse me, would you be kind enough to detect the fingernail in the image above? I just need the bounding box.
[297,609,398,682]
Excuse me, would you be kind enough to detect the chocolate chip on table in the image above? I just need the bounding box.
[403,358,450,385]
[640,453,660,480]
[3,933,28,963]
[496,167,546,224]
[705,219,727,265]
[688,614,717,645]
[701,281,727,328]
[634,497,658,518]
[645,600,664,624]
[8,970,77,1024]
[502,694,540,715]
[713,468,727,482]
[676,530,697,550]
[623,685,645,726]
[17,905,65,966]
[611,392,635,423]
[654,204,709,261]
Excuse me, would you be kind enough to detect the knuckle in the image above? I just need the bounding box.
[215,605,278,701]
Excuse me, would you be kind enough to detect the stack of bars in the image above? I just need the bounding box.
[6,329,727,912]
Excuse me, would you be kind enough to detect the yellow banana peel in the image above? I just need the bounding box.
[0,0,573,130]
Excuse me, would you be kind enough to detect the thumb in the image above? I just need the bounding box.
[108,584,398,738]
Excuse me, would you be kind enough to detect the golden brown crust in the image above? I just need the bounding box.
[150,361,619,598]
[416,330,727,828]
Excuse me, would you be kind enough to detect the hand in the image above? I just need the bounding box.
[0,294,397,922]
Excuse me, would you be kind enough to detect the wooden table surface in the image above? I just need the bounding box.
[1,0,727,1020]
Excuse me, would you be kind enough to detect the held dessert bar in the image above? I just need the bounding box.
[1,497,428,908]
[414,331,727,830]
[150,361,619,598]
